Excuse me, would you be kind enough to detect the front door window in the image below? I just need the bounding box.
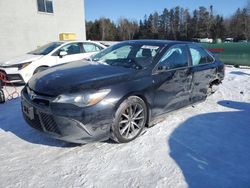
[158,45,189,69]
[60,43,82,55]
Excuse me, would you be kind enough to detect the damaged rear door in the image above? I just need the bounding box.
[188,44,217,103]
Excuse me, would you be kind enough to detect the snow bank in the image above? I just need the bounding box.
[0,67,250,188]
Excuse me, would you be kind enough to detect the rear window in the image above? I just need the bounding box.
[136,45,159,58]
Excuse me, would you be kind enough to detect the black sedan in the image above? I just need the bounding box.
[21,40,224,143]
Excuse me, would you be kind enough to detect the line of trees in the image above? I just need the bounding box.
[86,2,250,41]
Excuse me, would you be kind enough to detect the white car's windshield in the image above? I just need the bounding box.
[28,42,63,55]
[92,43,162,69]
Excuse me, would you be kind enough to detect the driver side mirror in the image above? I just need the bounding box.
[157,60,176,72]
[157,64,170,72]
[59,51,67,58]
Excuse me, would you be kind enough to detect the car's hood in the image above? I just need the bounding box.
[0,54,43,66]
[28,61,138,96]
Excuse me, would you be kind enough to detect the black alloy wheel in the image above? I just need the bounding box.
[111,96,147,143]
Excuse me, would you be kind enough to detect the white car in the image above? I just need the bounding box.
[0,41,106,83]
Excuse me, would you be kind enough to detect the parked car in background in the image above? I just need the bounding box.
[0,41,106,83]
[21,40,224,144]
[96,41,119,47]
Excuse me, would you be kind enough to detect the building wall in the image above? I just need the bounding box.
[0,0,86,59]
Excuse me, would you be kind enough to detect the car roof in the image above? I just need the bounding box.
[54,40,107,48]
[58,40,195,46]
[55,40,105,45]
[121,39,193,46]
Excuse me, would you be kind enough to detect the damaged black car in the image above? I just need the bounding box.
[21,40,224,143]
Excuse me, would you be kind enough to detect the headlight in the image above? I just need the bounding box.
[53,89,111,107]
[17,62,32,70]
[0,62,31,69]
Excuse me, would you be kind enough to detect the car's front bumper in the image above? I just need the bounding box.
[21,87,114,144]
[0,68,25,83]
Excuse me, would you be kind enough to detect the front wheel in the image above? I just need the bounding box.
[111,96,147,143]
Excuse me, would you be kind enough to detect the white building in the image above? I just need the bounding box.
[0,0,86,59]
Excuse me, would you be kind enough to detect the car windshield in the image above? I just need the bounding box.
[91,42,162,69]
[28,42,63,55]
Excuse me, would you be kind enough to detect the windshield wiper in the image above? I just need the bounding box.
[97,60,109,65]
[86,58,109,66]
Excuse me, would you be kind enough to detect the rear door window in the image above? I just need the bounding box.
[189,45,214,66]
[82,43,102,53]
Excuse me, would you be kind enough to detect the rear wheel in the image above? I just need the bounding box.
[208,84,219,95]
[111,96,147,143]
[208,80,221,96]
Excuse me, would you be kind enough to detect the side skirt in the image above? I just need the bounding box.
[148,98,207,127]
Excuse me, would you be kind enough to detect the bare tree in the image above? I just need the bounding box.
[118,18,138,40]
[247,0,250,15]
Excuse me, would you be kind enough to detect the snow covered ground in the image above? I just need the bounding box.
[0,66,250,188]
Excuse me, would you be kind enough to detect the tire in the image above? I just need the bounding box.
[0,89,5,103]
[111,96,148,143]
[33,66,48,75]
[207,82,220,96]
[234,65,240,68]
